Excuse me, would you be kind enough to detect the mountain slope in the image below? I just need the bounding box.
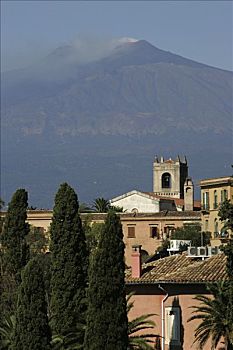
[1,40,232,207]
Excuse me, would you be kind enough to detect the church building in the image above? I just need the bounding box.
[110,156,198,213]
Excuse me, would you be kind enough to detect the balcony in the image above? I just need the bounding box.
[201,204,209,213]
[214,230,230,240]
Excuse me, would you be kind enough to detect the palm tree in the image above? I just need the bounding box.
[78,203,93,213]
[50,293,158,350]
[0,314,15,350]
[127,293,158,350]
[188,281,233,350]
[92,197,110,213]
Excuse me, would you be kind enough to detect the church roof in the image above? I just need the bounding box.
[110,190,161,203]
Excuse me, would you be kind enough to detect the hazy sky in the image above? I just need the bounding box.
[1,0,233,71]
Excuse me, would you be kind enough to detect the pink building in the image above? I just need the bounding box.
[126,249,228,350]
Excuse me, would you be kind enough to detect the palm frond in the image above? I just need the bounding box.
[188,281,233,350]
[127,292,159,350]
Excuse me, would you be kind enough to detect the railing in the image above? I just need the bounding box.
[214,231,229,239]
[201,204,209,211]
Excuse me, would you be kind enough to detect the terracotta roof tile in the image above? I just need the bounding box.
[126,253,228,284]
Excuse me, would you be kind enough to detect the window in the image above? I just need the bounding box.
[165,307,180,344]
[127,226,135,238]
[164,226,175,238]
[214,219,219,238]
[150,226,158,239]
[213,190,218,209]
[221,189,228,202]
[202,192,209,210]
[162,173,171,189]
[205,220,209,231]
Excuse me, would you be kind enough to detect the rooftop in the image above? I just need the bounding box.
[199,176,233,187]
[126,253,227,284]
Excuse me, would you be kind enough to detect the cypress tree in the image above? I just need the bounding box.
[50,183,88,339]
[0,189,30,279]
[84,211,128,350]
[13,257,51,350]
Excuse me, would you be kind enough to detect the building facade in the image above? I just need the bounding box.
[120,211,200,265]
[4,210,200,265]
[126,249,228,350]
[200,176,233,244]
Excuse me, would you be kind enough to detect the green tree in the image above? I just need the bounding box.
[78,203,93,213]
[0,314,15,350]
[0,198,5,234]
[127,293,157,350]
[26,225,49,257]
[188,282,233,350]
[171,225,210,247]
[222,239,233,280]
[50,183,88,345]
[84,221,104,254]
[0,190,30,330]
[0,198,4,209]
[109,205,124,213]
[92,197,110,212]
[12,256,51,350]
[0,189,30,279]
[84,211,128,350]
[218,199,233,234]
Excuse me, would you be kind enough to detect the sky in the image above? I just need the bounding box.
[1,1,233,71]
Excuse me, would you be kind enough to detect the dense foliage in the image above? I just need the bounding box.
[12,257,51,350]
[188,282,233,350]
[50,183,88,343]
[0,189,30,330]
[26,225,49,257]
[0,189,30,279]
[171,225,211,247]
[84,211,128,350]
[218,199,233,233]
[92,197,110,212]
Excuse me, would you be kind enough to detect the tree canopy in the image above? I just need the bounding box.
[12,257,51,350]
[84,211,128,350]
[50,183,88,343]
[188,281,233,350]
[171,225,210,247]
[0,189,30,278]
[218,199,233,233]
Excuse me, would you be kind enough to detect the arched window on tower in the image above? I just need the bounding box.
[162,173,171,189]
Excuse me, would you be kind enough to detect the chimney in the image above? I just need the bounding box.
[131,245,142,278]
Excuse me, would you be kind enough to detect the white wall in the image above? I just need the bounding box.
[111,193,160,213]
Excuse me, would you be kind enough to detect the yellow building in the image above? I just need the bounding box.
[200,176,233,244]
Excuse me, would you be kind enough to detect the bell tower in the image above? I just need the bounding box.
[184,177,194,211]
[153,156,188,199]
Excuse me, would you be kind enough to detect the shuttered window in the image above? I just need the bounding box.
[128,226,135,238]
[165,307,180,344]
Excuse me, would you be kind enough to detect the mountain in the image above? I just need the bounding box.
[1,40,233,207]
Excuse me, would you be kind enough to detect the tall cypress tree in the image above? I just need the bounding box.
[50,183,88,340]
[84,211,128,350]
[0,189,30,279]
[13,257,51,350]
